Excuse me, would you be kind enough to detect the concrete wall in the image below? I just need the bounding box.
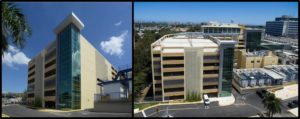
[184,48,203,99]
[103,83,122,99]
[80,35,97,110]
[34,51,45,107]
[262,55,278,66]
[80,35,115,110]
[128,80,132,93]
[238,50,278,69]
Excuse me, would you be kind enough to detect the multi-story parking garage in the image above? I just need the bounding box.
[27,12,117,110]
[151,32,237,101]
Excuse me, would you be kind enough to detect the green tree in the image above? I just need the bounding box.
[34,97,42,107]
[186,91,201,102]
[262,93,282,117]
[22,89,27,105]
[133,27,178,100]
[2,2,32,55]
[187,25,202,32]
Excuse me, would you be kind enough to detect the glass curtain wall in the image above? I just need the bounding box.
[220,47,234,97]
[57,24,81,109]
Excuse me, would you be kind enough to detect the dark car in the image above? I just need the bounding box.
[288,100,298,108]
[256,89,268,98]
[292,100,298,105]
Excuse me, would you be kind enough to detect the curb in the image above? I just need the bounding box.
[134,101,203,114]
[38,109,82,113]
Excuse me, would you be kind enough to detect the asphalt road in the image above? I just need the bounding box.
[2,104,132,117]
[2,104,60,117]
[135,89,297,117]
[135,102,258,117]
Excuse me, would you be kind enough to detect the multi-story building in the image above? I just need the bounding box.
[237,50,278,69]
[244,28,264,52]
[27,12,117,110]
[266,15,298,38]
[151,32,237,101]
[275,51,298,65]
[201,22,246,64]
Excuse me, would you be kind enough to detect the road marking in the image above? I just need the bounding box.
[147,108,196,117]
[148,105,220,117]
[82,112,131,115]
[2,113,10,117]
[142,110,147,117]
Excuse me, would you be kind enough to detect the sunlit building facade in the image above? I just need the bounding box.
[151,32,237,101]
[27,13,117,110]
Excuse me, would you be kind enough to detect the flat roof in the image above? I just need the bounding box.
[160,35,218,48]
[155,35,219,53]
[261,69,284,79]
[54,12,84,34]
[202,23,240,28]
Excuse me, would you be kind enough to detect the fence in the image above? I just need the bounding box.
[95,92,130,102]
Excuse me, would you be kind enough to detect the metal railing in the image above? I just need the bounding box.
[95,92,131,102]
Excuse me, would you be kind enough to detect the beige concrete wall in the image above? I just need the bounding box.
[80,35,115,110]
[238,50,278,69]
[80,35,97,110]
[262,56,278,67]
[33,50,45,107]
[184,48,203,100]
[243,56,262,68]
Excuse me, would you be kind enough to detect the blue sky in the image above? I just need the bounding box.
[135,2,298,25]
[2,2,132,93]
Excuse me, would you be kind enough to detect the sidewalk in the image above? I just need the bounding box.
[210,94,235,106]
[288,108,298,117]
[273,84,298,100]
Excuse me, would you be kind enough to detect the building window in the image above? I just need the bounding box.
[45,90,56,96]
[251,61,254,63]
[163,71,184,76]
[153,54,160,57]
[163,56,183,60]
[28,93,34,98]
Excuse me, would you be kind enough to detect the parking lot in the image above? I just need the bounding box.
[2,104,132,117]
[134,88,297,117]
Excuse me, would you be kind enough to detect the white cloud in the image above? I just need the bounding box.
[2,45,30,68]
[8,45,19,53]
[114,21,122,26]
[100,30,128,57]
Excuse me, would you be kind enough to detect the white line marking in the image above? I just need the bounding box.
[142,110,147,117]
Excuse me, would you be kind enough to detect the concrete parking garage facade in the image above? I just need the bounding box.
[27,12,117,110]
[151,32,237,101]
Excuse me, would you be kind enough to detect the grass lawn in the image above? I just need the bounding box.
[134,102,160,110]
[134,100,202,110]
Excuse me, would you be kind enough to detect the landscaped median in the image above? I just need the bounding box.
[38,109,81,113]
[2,113,10,118]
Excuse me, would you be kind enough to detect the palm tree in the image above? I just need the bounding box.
[2,2,32,56]
[262,93,282,117]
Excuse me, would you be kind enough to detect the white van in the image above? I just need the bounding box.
[203,94,210,105]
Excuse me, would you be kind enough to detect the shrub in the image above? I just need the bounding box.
[186,91,202,102]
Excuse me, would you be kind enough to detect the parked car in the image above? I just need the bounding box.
[203,94,210,105]
[288,100,298,108]
[256,89,268,98]
[256,112,266,117]
[292,100,298,105]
